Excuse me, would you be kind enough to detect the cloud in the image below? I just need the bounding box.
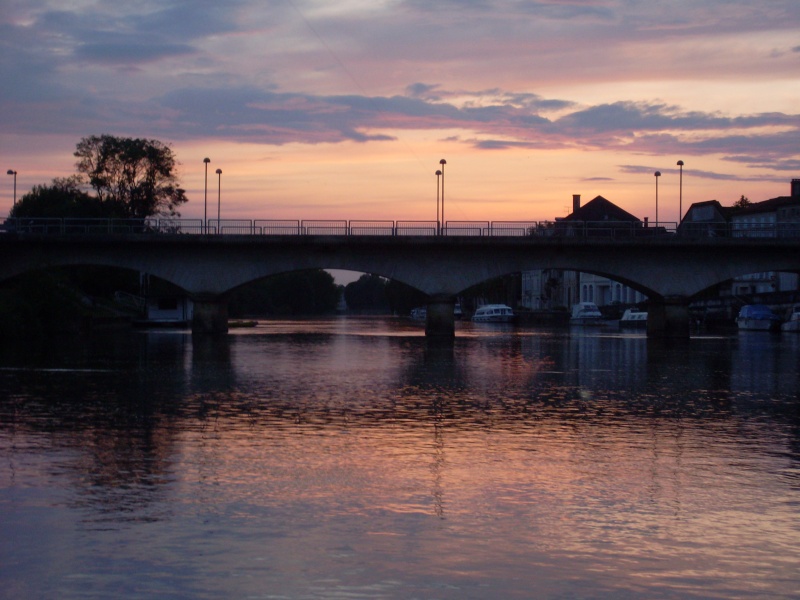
[401,0,615,20]
[722,155,800,172]
[472,139,538,150]
[2,0,799,184]
[152,85,575,146]
[75,41,196,65]
[618,164,787,183]
[133,1,245,39]
[406,83,442,100]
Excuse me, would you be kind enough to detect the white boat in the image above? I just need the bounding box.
[570,302,604,325]
[619,308,647,328]
[736,304,781,331]
[472,304,515,323]
[781,303,800,332]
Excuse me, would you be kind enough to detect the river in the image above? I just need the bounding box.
[1,318,799,599]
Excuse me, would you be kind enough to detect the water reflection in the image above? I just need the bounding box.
[1,320,799,599]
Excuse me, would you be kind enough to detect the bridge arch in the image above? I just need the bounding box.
[2,233,800,337]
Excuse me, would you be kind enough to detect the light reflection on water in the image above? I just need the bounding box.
[0,317,799,599]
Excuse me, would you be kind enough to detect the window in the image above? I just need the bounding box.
[157,298,179,310]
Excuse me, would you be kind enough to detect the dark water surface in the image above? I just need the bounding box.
[1,318,799,599]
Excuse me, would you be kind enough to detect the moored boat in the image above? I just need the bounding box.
[736,304,781,331]
[570,302,604,326]
[472,304,515,323]
[781,303,800,332]
[619,308,647,328]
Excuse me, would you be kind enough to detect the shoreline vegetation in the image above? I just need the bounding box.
[0,266,437,338]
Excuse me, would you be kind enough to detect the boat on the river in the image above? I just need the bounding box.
[472,304,515,323]
[736,304,781,331]
[570,302,604,326]
[619,308,647,329]
[781,304,800,332]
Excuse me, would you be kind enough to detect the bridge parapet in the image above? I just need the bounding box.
[3,217,686,237]
[8,216,800,238]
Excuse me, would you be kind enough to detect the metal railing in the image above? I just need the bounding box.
[3,216,800,239]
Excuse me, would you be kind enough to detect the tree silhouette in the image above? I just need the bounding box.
[74,135,187,218]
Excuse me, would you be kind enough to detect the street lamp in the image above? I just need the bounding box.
[215,168,222,233]
[654,171,661,226]
[203,158,210,233]
[6,169,17,206]
[677,160,684,223]
[435,169,442,235]
[439,159,446,235]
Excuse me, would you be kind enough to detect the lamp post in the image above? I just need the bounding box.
[439,159,446,235]
[6,169,17,206]
[215,168,222,234]
[435,169,442,235]
[677,160,684,223]
[203,158,210,233]
[654,171,661,226]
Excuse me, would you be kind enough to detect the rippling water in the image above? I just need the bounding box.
[1,318,799,599]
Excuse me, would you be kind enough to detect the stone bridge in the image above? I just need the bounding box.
[1,232,799,338]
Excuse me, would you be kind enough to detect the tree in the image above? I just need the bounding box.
[733,195,751,208]
[385,279,428,315]
[9,176,127,219]
[462,273,520,308]
[74,135,188,218]
[228,270,340,316]
[344,274,389,311]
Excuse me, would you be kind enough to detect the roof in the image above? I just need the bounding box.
[683,195,800,223]
[563,195,641,222]
[732,195,800,217]
[682,200,735,222]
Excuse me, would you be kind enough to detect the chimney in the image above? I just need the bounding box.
[791,179,800,198]
[572,194,581,213]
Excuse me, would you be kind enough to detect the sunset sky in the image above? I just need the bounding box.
[2,0,799,224]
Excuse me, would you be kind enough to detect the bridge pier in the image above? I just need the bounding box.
[191,296,229,335]
[425,294,457,340]
[647,296,690,338]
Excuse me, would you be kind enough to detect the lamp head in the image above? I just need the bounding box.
[6,170,15,175]
[439,159,446,165]
[216,169,222,175]
[677,160,684,166]
[654,171,661,177]
[435,170,442,176]
[203,157,210,164]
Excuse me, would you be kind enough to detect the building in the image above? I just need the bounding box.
[682,179,800,239]
[678,200,732,237]
[556,193,647,237]
[520,195,647,310]
[143,295,194,325]
[731,194,800,239]
[522,269,578,310]
[137,272,194,326]
[681,179,800,298]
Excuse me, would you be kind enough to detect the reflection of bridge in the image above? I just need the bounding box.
[2,217,800,338]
